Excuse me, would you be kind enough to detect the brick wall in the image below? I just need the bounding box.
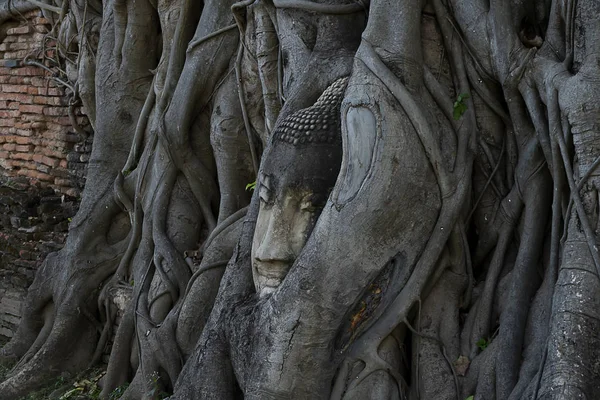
[0,10,92,338]
[0,9,92,197]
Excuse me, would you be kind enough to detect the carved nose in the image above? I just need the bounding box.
[255,211,295,264]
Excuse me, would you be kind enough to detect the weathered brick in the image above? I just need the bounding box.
[15,136,32,145]
[12,152,33,161]
[43,107,68,116]
[0,93,33,103]
[15,144,34,152]
[33,96,62,106]
[1,84,29,94]
[30,77,45,87]
[12,67,40,77]
[8,76,31,84]
[0,110,19,118]
[8,43,29,51]
[32,171,53,181]
[6,26,30,35]
[41,156,59,167]
[54,178,71,186]
[33,17,50,25]
[15,129,33,137]
[19,104,44,114]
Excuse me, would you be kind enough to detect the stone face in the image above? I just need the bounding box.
[0,10,91,339]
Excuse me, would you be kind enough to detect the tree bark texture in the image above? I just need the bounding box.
[1,0,599,399]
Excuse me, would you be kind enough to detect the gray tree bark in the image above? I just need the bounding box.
[0,0,599,399]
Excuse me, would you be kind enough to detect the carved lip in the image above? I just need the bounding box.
[254,260,291,279]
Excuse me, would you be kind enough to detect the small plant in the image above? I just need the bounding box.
[109,382,130,400]
[148,371,170,399]
[246,181,256,191]
[453,93,470,120]
[465,396,474,400]
[476,337,489,351]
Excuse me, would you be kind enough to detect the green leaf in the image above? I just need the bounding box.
[457,93,470,102]
[465,396,474,400]
[246,181,257,191]
[453,93,470,120]
[476,338,489,351]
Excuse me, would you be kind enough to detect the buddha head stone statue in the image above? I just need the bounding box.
[251,77,348,297]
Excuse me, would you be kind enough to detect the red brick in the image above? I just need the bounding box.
[0,151,8,159]
[42,148,63,158]
[0,100,7,108]
[11,66,42,76]
[12,152,33,161]
[29,171,53,181]
[8,76,31,85]
[33,17,50,25]
[43,107,67,116]
[30,77,45,87]
[7,102,19,110]
[3,50,28,59]
[41,156,59,167]
[15,129,34,137]
[15,136,32,145]
[2,84,29,94]
[0,93,33,103]
[54,178,71,186]
[21,114,45,122]
[7,26,30,35]
[8,43,29,51]
[59,159,67,168]
[15,144,34,152]
[34,96,62,106]
[0,110,19,118]
[3,143,16,151]
[0,159,13,169]
[19,104,45,114]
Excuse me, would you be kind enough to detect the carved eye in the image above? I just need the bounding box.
[259,184,272,205]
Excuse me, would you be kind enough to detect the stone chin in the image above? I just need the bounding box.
[252,260,289,298]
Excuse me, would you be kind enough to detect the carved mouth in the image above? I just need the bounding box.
[254,260,290,294]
